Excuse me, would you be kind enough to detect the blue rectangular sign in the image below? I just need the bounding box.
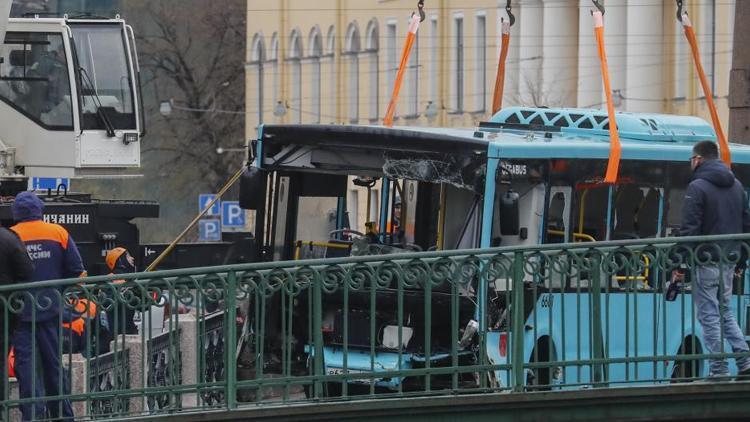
[198,219,221,241]
[29,177,70,190]
[221,201,245,229]
[199,194,220,216]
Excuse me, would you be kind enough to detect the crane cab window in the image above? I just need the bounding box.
[70,23,136,130]
[0,32,73,129]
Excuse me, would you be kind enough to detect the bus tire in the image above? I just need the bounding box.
[526,336,556,391]
[671,336,702,382]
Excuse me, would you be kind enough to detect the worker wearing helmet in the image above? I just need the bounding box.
[11,191,82,421]
[104,247,139,336]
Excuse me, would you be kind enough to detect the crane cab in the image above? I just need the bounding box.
[0,15,142,185]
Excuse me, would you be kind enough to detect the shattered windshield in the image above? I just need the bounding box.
[382,153,485,192]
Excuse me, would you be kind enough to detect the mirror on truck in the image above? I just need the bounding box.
[499,189,520,235]
[239,166,266,210]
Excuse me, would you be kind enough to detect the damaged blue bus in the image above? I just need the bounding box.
[240,107,750,395]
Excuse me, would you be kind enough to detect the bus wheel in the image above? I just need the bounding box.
[671,337,702,383]
[526,336,556,391]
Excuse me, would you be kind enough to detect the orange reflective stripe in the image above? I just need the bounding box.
[63,318,86,336]
[681,14,730,165]
[11,220,69,249]
[383,14,421,127]
[592,11,621,184]
[70,298,96,318]
[491,21,511,115]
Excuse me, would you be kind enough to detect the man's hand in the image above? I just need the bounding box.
[671,269,685,282]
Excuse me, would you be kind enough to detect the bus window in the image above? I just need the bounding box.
[612,184,643,240]
[545,190,568,244]
[443,185,480,250]
[572,186,609,241]
[636,188,662,238]
[666,188,686,237]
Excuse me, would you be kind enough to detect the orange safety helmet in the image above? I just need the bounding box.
[106,247,128,271]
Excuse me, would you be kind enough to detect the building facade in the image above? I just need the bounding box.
[246,0,736,233]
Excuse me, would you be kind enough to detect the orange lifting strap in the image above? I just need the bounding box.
[491,1,514,114]
[384,1,424,127]
[677,1,731,165]
[591,1,621,184]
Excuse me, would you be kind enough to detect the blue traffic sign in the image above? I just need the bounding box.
[198,219,221,241]
[29,177,70,190]
[199,194,220,216]
[221,201,245,229]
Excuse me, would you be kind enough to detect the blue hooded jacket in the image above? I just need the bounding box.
[11,192,86,322]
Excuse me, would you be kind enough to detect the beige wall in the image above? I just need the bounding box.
[247,1,735,136]
[246,0,736,233]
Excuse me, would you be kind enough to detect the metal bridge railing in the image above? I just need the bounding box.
[2,234,750,419]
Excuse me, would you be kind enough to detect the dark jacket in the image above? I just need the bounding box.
[10,192,86,322]
[0,227,34,338]
[0,227,34,286]
[680,159,750,259]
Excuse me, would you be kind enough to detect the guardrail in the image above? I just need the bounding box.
[2,234,750,420]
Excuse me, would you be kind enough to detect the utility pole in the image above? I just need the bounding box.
[729,1,750,144]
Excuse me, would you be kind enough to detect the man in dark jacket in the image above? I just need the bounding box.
[680,140,750,379]
[11,191,84,421]
[0,226,34,416]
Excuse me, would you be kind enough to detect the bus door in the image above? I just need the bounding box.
[268,172,348,261]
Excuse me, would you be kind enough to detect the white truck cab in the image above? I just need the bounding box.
[0,8,142,191]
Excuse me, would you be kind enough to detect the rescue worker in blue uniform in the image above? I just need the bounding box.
[11,192,85,421]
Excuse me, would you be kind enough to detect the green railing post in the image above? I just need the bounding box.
[313,272,325,398]
[226,271,238,409]
[512,251,525,392]
[590,253,605,386]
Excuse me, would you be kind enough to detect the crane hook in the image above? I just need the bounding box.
[591,0,605,15]
[417,0,425,22]
[504,0,515,27]
[676,0,685,22]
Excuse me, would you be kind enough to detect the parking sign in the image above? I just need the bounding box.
[198,219,221,241]
[221,201,245,230]
[199,194,220,216]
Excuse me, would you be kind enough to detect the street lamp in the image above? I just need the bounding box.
[159,98,246,117]
[215,146,246,154]
[424,101,438,121]
[159,99,174,117]
[273,101,287,117]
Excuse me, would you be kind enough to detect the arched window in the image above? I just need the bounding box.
[289,29,304,123]
[269,33,279,115]
[309,26,323,124]
[326,26,336,123]
[249,33,266,124]
[365,19,379,122]
[345,22,361,124]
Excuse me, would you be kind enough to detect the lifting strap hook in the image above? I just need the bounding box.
[676,0,685,22]
[504,0,515,27]
[591,0,605,16]
[417,0,425,23]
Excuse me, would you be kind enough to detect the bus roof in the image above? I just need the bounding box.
[259,108,750,165]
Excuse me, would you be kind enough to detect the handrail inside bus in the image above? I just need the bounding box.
[294,240,352,260]
[614,254,651,287]
[547,229,596,243]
